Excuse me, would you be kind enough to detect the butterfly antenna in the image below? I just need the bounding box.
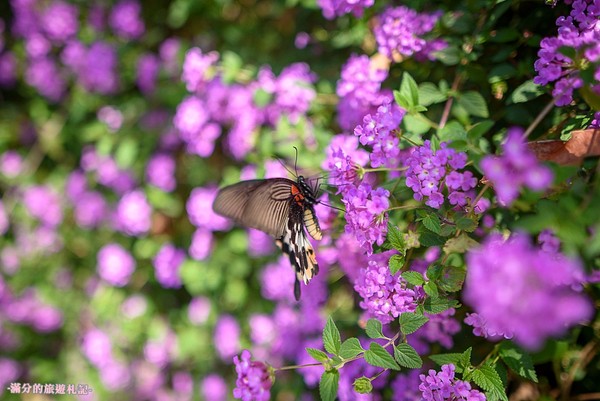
[293,146,299,177]
[319,201,346,213]
[274,154,297,178]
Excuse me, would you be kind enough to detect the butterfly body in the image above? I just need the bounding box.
[212,176,322,300]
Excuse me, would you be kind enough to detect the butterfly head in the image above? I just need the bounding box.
[297,176,318,205]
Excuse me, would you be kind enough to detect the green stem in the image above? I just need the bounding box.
[276,362,323,371]
[523,98,555,139]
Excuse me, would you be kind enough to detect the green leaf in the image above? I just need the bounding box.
[423,297,459,314]
[306,348,329,363]
[320,370,340,401]
[399,312,429,335]
[472,365,508,401]
[434,45,461,66]
[386,223,406,250]
[323,317,341,355]
[419,230,446,247]
[457,91,489,118]
[436,265,466,293]
[339,338,364,359]
[429,353,464,371]
[365,319,385,339]
[421,213,442,234]
[394,90,411,109]
[443,233,479,254]
[423,282,439,297]
[454,215,478,233]
[510,80,545,104]
[419,82,447,106]
[115,138,139,169]
[498,342,538,383]
[400,72,420,108]
[458,347,473,372]
[468,120,494,141]
[221,51,243,83]
[389,254,405,275]
[402,271,425,286]
[394,343,423,369]
[437,120,468,142]
[364,343,400,370]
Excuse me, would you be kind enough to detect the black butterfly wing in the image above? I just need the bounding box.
[212,178,294,238]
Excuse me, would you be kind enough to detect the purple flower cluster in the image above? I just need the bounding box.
[354,256,418,323]
[391,370,422,401]
[0,285,63,333]
[534,0,600,105]
[152,244,186,289]
[215,315,241,361]
[233,350,273,401]
[22,185,63,227]
[176,48,317,160]
[419,364,486,401]
[354,101,406,167]
[480,128,553,206]
[405,141,482,210]
[337,54,390,131]
[322,134,369,190]
[97,243,136,287]
[374,6,447,62]
[317,0,374,19]
[342,183,390,255]
[109,0,145,40]
[464,232,592,350]
[115,190,152,236]
[81,328,132,390]
[146,154,177,192]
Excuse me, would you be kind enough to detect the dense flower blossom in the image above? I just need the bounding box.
[174,96,222,157]
[81,329,114,367]
[336,54,389,131]
[70,41,120,94]
[419,364,486,401]
[405,140,480,209]
[121,294,148,319]
[480,128,553,206]
[354,256,418,323]
[182,47,219,92]
[146,153,176,192]
[215,315,241,361]
[0,358,20,392]
[187,187,231,231]
[25,57,66,101]
[109,0,145,40]
[188,296,211,325]
[323,134,369,191]
[590,111,600,128]
[342,182,390,254]
[115,190,152,235]
[97,243,136,287]
[411,309,461,350]
[152,244,185,289]
[534,0,600,105]
[97,106,124,132]
[0,51,17,87]
[463,313,505,341]
[41,1,78,43]
[136,53,160,95]
[354,100,406,167]
[464,232,592,349]
[317,0,374,19]
[201,374,228,401]
[22,185,63,227]
[374,6,446,62]
[233,350,273,401]
[538,229,561,253]
[261,256,296,303]
[189,228,214,260]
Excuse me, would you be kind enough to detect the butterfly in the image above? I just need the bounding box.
[212,176,322,300]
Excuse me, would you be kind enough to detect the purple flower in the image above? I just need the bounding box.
[391,370,422,401]
[342,182,390,254]
[317,0,374,19]
[146,153,176,192]
[201,374,227,401]
[215,315,241,360]
[31,304,63,332]
[260,256,296,303]
[109,0,145,40]
[121,294,148,318]
[74,191,107,228]
[82,329,113,367]
[336,54,389,131]
[589,111,600,128]
[136,53,160,95]
[41,1,79,43]
[189,228,214,260]
[233,350,273,401]
[534,0,600,106]
[250,314,276,346]
[248,229,275,257]
[97,243,136,287]
[354,100,405,167]
[323,134,369,191]
[405,141,478,210]
[464,232,593,350]
[354,255,417,323]
[25,33,51,58]
[413,309,461,349]
[144,331,176,367]
[160,37,181,76]
[182,47,219,92]
[538,229,561,254]
[0,358,20,391]
[173,371,193,395]
[153,244,185,289]
[25,57,66,101]
[75,42,120,94]
[419,364,486,401]
[174,96,208,138]
[480,128,553,206]
[115,190,152,236]
[0,52,17,87]
[188,296,211,325]
[99,359,131,391]
[187,187,231,231]
[97,106,124,132]
[374,6,446,61]
[22,185,63,227]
